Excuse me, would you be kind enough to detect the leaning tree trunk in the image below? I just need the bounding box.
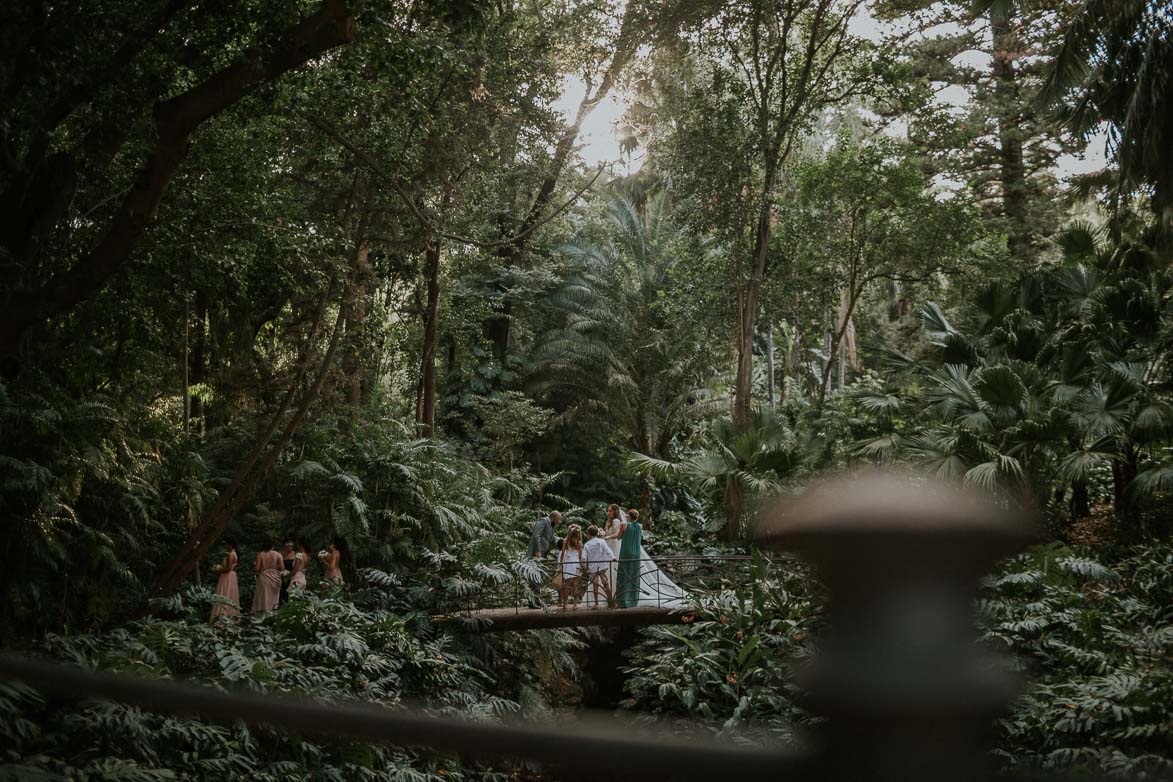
[153,276,345,596]
[818,288,861,406]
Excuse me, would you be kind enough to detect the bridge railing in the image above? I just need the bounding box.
[443,553,803,614]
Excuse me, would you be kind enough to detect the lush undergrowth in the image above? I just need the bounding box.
[0,585,582,781]
[985,542,1173,778]
[620,541,1173,778]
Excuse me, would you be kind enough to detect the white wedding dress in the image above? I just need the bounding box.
[587,511,688,609]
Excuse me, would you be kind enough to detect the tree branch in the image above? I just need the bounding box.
[305,112,604,250]
[0,0,357,359]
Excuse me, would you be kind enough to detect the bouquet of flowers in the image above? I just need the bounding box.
[317,549,329,561]
[212,564,223,573]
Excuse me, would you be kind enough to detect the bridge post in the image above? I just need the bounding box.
[760,471,1037,782]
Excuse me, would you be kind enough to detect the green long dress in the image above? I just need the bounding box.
[616,520,642,608]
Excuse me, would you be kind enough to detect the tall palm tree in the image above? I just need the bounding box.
[531,194,718,515]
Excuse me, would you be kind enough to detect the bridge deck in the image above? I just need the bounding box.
[434,605,696,632]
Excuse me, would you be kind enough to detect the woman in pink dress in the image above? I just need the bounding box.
[288,541,309,593]
[251,542,283,612]
[209,539,240,622]
[318,536,346,586]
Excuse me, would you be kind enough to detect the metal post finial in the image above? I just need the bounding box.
[757,470,1039,782]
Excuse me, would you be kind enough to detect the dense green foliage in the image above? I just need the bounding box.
[622,542,1173,777]
[1,0,1170,778]
[0,587,580,780]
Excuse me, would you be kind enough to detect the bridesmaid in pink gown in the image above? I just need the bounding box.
[319,536,347,587]
[209,539,240,622]
[251,542,283,612]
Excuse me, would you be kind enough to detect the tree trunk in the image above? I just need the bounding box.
[1070,481,1090,523]
[722,477,743,542]
[191,292,207,428]
[732,186,774,431]
[416,239,442,437]
[765,320,775,408]
[725,160,780,541]
[1112,443,1139,522]
[991,12,1032,263]
[182,299,190,434]
[344,208,370,415]
[0,0,356,359]
[639,471,653,527]
[782,327,798,403]
[818,288,861,406]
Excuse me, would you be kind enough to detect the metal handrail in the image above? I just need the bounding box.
[446,554,796,615]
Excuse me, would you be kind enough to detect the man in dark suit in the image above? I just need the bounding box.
[526,511,560,608]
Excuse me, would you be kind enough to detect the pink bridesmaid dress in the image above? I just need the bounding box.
[289,552,307,591]
[251,549,283,612]
[321,549,344,584]
[210,552,240,622]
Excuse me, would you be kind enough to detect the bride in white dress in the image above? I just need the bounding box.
[598,504,688,609]
[586,505,623,609]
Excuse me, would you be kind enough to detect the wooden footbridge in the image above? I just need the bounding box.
[432,555,785,632]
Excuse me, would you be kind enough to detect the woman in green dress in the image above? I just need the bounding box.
[615,509,642,608]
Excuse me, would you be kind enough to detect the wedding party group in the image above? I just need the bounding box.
[208,536,350,622]
[526,504,686,610]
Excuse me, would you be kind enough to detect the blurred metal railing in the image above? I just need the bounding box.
[1,471,1092,782]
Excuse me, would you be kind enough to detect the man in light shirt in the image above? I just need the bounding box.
[582,524,616,608]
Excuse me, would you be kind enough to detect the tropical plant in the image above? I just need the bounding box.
[981,541,1173,777]
[534,194,718,458]
[631,410,810,537]
[0,375,201,635]
[622,540,1173,775]
[850,235,1173,531]
[0,584,584,780]
[621,554,820,743]
[1041,0,1173,230]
